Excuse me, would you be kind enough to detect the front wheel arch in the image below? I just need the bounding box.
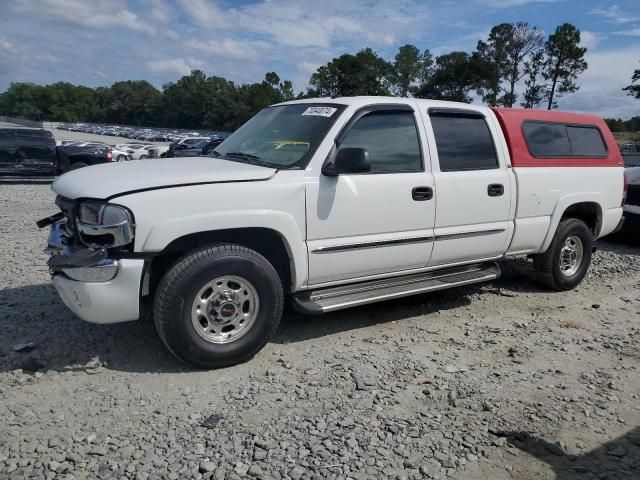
[145,227,294,300]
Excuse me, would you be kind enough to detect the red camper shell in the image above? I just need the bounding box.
[491,108,623,168]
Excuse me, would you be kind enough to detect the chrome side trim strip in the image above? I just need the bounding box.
[311,235,433,254]
[434,228,506,241]
[311,228,506,254]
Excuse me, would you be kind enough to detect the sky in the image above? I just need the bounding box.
[1,0,639,118]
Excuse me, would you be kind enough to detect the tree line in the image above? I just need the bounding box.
[0,71,294,131]
[605,117,640,133]
[1,21,638,132]
[308,22,588,110]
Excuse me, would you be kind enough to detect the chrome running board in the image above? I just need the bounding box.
[292,262,501,314]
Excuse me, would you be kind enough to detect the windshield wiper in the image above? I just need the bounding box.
[224,152,261,160]
[215,151,284,169]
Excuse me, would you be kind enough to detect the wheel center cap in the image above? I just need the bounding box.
[220,303,237,318]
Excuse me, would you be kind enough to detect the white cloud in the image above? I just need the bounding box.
[0,39,18,75]
[580,31,601,49]
[166,29,180,40]
[177,0,226,28]
[145,0,172,23]
[590,4,640,24]
[146,58,193,76]
[478,0,558,7]
[176,0,428,49]
[186,38,268,61]
[614,26,640,37]
[558,45,640,118]
[0,38,16,54]
[14,0,155,34]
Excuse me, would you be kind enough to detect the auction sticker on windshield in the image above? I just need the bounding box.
[301,106,337,117]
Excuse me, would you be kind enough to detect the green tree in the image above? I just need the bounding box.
[474,23,512,106]
[390,44,433,97]
[474,22,544,107]
[623,62,640,99]
[0,82,46,119]
[100,80,161,126]
[308,48,391,97]
[414,52,479,103]
[521,50,546,108]
[543,23,587,110]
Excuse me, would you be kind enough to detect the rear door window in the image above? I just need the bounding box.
[429,112,498,172]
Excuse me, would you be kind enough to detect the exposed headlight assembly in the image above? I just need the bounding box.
[77,201,135,248]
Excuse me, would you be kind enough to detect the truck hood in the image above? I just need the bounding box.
[52,157,277,200]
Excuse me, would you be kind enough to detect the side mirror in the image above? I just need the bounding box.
[323,147,370,176]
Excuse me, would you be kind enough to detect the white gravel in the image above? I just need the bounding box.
[1,183,639,480]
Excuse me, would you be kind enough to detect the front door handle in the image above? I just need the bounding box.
[412,186,433,201]
[488,184,504,197]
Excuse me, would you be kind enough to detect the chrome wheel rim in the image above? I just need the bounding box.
[559,235,583,277]
[191,275,259,344]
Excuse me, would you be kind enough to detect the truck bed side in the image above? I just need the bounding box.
[492,108,625,255]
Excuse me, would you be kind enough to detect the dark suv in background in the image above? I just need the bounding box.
[0,128,58,177]
[0,128,113,179]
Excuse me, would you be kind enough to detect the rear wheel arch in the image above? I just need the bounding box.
[541,199,604,253]
[560,201,602,236]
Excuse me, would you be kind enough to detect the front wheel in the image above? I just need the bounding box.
[154,244,284,368]
[139,155,148,160]
[534,218,593,291]
[117,154,126,162]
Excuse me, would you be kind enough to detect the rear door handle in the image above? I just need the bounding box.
[412,186,433,201]
[488,184,504,197]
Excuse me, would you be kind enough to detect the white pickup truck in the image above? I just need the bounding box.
[40,97,626,368]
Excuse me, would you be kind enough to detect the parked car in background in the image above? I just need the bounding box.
[165,137,212,157]
[68,142,130,161]
[0,128,58,177]
[166,138,225,157]
[0,128,118,178]
[57,144,114,170]
[115,143,149,151]
[130,144,170,160]
[622,153,640,234]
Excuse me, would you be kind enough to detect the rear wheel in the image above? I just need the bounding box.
[154,244,284,368]
[534,218,593,291]
[139,155,148,160]
[117,154,126,162]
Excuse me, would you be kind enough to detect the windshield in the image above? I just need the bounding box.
[213,103,344,168]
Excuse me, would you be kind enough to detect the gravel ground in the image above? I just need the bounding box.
[1,184,639,480]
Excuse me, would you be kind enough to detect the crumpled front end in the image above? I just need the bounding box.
[40,196,144,324]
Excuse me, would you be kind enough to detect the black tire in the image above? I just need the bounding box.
[154,244,284,368]
[139,155,148,160]
[68,162,88,171]
[117,154,126,162]
[534,218,593,291]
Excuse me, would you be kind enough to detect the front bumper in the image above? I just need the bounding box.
[46,220,144,324]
